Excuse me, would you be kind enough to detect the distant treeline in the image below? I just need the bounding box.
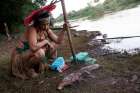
[56,0,140,22]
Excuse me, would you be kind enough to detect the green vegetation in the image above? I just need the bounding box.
[0,0,46,33]
[103,0,140,12]
[56,0,140,21]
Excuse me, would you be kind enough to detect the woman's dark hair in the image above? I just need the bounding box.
[33,10,50,27]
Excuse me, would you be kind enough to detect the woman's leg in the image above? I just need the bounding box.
[11,48,46,79]
[27,48,46,75]
[10,49,32,79]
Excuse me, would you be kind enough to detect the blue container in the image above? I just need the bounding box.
[50,57,65,72]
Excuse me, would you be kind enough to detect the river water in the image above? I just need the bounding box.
[71,6,140,52]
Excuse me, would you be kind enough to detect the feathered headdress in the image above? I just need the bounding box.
[24,4,56,26]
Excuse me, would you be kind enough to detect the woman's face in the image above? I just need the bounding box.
[39,22,49,31]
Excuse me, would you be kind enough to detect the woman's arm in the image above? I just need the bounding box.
[28,27,49,51]
[47,28,65,44]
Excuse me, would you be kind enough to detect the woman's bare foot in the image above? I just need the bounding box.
[28,69,39,78]
[31,72,39,78]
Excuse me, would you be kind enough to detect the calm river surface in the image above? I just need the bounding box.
[72,6,140,52]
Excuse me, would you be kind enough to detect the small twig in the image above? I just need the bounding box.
[50,0,60,5]
[51,25,79,30]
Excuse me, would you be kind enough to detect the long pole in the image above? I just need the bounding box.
[97,35,140,40]
[60,0,76,62]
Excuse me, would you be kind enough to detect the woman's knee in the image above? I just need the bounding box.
[34,49,45,58]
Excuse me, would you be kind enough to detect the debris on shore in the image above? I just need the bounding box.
[57,64,100,90]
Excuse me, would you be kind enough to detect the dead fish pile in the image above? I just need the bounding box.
[57,64,100,90]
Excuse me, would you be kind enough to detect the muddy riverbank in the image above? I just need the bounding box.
[0,30,140,93]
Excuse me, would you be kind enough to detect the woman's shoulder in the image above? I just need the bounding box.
[26,26,36,32]
[25,26,38,35]
[24,26,37,39]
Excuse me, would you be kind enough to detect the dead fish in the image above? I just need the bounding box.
[57,72,82,90]
[79,64,100,73]
[57,64,100,90]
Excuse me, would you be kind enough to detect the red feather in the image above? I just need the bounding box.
[24,4,56,26]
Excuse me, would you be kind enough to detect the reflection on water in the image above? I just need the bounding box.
[72,6,140,51]
[102,37,140,53]
[105,37,140,50]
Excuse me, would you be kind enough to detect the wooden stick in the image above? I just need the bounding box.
[51,25,79,30]
[97,36,140,40]
[50,0,60,5]
[60,0,77,62]
[4,22,11,40]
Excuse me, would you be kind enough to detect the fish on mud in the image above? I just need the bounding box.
[57,64,100,90]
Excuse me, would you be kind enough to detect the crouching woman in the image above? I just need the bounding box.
[10,10,66,79]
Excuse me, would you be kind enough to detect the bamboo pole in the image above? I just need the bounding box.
[60,0,77,62]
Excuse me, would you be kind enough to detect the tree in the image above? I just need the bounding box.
[0,0,47,33]
[33,0,47,7]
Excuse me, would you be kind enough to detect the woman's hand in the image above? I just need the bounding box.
[63,23,70,31]
[49,43,55,50]
[44,40,55,50]
[17,41,24,48]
